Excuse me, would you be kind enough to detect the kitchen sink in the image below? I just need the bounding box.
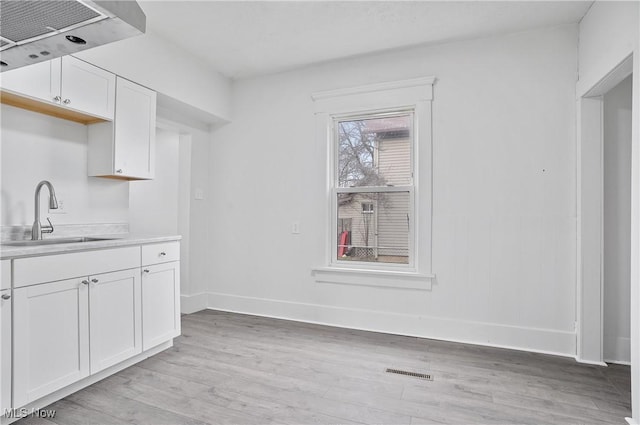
[1,237,116,247]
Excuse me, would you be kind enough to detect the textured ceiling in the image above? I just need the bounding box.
[138,1,593,80]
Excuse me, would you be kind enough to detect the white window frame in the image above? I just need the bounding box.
[311,77,435,290]
[332,109,415,268]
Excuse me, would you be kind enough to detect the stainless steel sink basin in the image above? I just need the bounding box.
[1,237,115,247]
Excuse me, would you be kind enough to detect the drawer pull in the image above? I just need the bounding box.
[91,278,99,284]
[81,280,90,285]
[1,294,10,300]
[143,269,150,273]
[160,252,167,256]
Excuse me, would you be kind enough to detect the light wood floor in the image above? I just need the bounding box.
[19,310,631,425]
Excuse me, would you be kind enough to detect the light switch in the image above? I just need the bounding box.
[292,221,300,234]
[194,188,204,200]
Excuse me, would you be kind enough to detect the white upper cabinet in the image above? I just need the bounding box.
[0,56,115,122]
[0,58,60,104]
[60,56,115,120]
[88,77,156,180]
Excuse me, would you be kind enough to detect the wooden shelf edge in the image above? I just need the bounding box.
[1,91,108,125]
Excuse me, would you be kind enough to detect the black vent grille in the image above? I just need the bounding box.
[386,368,433,380]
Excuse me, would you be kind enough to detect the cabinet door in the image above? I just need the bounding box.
[13,278,89,408]
[142,261,180,350]
[89,269,142,374]
[1,289,11,412]
[61,56,115,120]
[113,77,156,179]
[0,58,61,104]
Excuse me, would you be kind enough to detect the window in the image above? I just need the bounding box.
[335,112,413,265]
[311,77,434,288]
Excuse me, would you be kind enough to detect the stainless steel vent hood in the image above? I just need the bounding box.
[0,0,146,72]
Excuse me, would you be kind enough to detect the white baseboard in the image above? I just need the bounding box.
[575,357,608,366]
[625,417,636,425]
[180,292,208,314]
[205,291,577,358]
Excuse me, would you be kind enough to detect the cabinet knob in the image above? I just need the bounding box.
[81,280,90,285]
[160,252,166,256]
[1,294,10,300]
[116,169,123,174]
[91,278,99,284]
[143,269,150,273]
[53,95,61,102]
[63,98,71,105]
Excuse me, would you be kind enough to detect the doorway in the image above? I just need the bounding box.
[603,75,633,365]
[577,55,633,365]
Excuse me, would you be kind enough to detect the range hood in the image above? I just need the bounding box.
[0,0,146,72]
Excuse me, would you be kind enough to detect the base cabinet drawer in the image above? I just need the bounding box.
[141,241,180,265]
[142,261,180,350]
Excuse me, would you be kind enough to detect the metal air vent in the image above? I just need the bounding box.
[0,0,146,72]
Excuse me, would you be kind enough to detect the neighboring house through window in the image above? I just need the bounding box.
[312,77,435,289]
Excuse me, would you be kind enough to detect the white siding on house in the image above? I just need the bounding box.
[377,191,410,259]
[377,138,411,186]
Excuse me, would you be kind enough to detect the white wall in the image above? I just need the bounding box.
[207,25,578,356]
[128,128,180,235]
[75,32,231,123]
[150,115,212,313]
[184,126,211,304]
[603,75,632,364]
[0,105,129,227]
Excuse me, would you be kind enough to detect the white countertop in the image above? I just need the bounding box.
[0,234,181,259]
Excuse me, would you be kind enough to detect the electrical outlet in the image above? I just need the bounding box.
[292,221,300,234]
[49,197,67,214]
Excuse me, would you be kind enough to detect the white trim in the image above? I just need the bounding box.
[625,418,637,425]
[312,266,434,290]
[311,76,436,101]
[204,293,577,358]
[336,185,412,193]
[606,360,632,366]
[579,55,634,98]
[577,57,635,365]
[574,358,608,367]
[316,77,433,277]
[180,292,208,314]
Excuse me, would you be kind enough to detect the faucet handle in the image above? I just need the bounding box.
[42,217,54,234]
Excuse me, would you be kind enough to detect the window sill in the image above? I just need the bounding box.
[311,266,434,290]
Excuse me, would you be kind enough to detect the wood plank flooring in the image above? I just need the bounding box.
[18,310,631,425]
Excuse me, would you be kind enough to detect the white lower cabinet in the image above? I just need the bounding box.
[142,261,181,350]
[6,240,180,413]
[13,268,142,407]
[89,269,142,374]
[1,288,12,413]
[13,278,90,407]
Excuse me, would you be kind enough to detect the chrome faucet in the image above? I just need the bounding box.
[32,180,58,240]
